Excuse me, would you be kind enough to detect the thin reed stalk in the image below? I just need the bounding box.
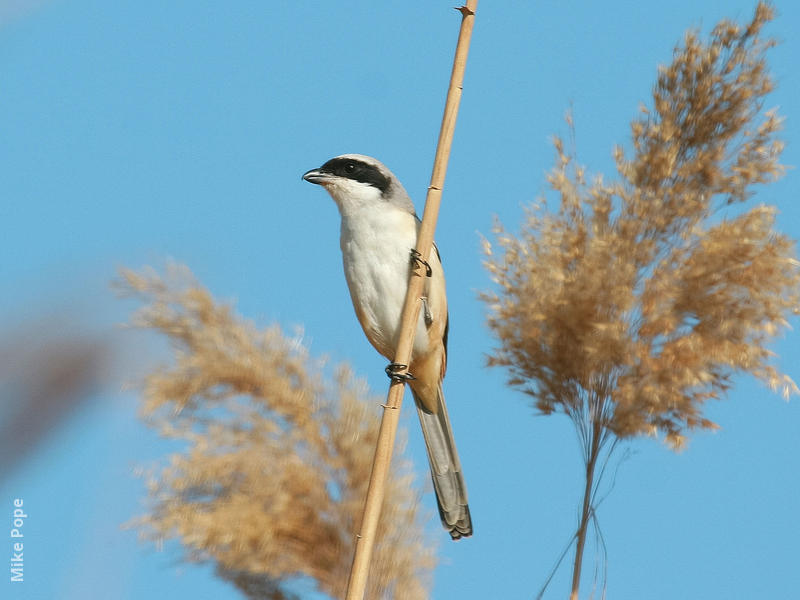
[344,3,478,599]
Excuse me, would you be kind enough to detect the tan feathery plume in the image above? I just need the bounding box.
[119,263,436,600]
[481,3,798,598]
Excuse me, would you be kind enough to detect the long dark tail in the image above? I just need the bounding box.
[411,384,472,540]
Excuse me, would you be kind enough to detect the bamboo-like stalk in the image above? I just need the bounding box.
[344,4,478,599]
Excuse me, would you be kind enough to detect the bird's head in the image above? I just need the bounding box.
[303,154,414,215]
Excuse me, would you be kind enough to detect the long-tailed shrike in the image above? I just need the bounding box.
[303,154,472,539]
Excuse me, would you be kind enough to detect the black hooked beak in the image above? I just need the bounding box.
[302,168,331,185]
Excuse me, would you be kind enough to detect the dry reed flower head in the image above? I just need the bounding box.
[118,263,435,599]
[482,2,799,449]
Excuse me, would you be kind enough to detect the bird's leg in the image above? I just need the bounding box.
[385,362,416,382]
[410,248,432,277]
[420,296,433,326]
[393,249,433,381]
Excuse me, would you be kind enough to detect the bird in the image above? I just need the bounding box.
[303,154,472,540]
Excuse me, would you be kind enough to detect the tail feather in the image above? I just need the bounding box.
[411,384,472,540]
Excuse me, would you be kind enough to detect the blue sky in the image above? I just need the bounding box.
[1,1,799,599]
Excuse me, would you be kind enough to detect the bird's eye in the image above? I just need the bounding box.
[345,163,356,173]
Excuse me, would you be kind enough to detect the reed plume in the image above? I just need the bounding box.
[119,264,435,600]
[481,3,798,597]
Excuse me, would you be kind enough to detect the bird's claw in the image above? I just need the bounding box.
[410,249,432,277]
[385,362,416,382]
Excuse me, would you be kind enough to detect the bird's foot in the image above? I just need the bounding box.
[385,362,416,382]
[410,249,432,277]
